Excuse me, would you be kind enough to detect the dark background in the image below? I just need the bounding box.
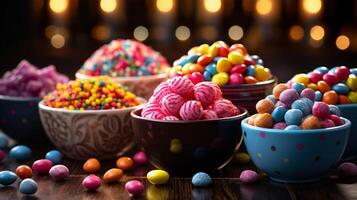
[0,0,356,82]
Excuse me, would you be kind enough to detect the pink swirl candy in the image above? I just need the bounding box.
[179,100,203,120]
[168,76,194,98]
[213,99,240,118]
[162,115,180,120]
[194,82,216,108]
[151,82,173,103]
[145,112,165,120]
[141,103,161,118]
[206,82,222,100]
[201,110,218,120]
[161,93,184,116]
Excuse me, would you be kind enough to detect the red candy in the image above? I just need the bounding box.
[308,72,323,83]
[323,73,339,86]
[320,119,335,128]
[194,82,216,108]
[189,72,205,84]
[213,99,240,118]
[180,100,203,120]
[335,66,350,81]
[201,110,218,119]
[329,114,344,126]
[161,93,184,116]
[168,76,194,98]
[32,159,53,174]
[229,73,244,85]
[231,64,247,74]
[312,102,330,119]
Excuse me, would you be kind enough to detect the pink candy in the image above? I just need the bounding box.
[180,100,203,120]
[32,159,53,174]
[194,82,216,108]
[145,112,165,120]
[201,110,218,119]
[142,103,162,118]
[133,151,148,165]
[162,115,180,120]
[323,73,339,86]
[308,72,323,83]
[240,170,258,183]
[338,162,357,177]
[161,93,184,116]
[213,99,240,118]
[312,102,330,119]
[151,82,173,103]
[335,66,350,81]
[82,174,101,190]
[125,180,145,196]
[168,76,194,98]
[320,119,335,128]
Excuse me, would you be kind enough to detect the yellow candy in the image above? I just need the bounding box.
[293,73,309,84]
[198,44,210,55]
[307,83,318,90]
[212,72,229,86]
[348,91,357,103]
[147,185,169,200]
[346,74,357,90]
[147,169,170,185]
[182,63,192,75]
[188,46,199,55]
[227,51,244,65]
[208,44,219,57]
[216,58,232,73]
[235,152,250,164]
[255,65,270,81]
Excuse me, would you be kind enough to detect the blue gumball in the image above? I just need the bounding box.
[45,150,63,165]
[328,105,341,116]
[315,91,322,101]
[19,178,38,195]
[192,172,212,187]
[285,125,301,130]
[247,65,255,77]
[271,106,287,123]
[9,145,32,161]
[292,99,311,116]
[292,83,305,94]
[0,171,17,185]
[313,66,329,74]
[284,109,303,126]
[206,64,217,75]
[203,71,212,81]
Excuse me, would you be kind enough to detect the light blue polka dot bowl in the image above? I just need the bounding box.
[337,104,357,161]
[241,117,351,183]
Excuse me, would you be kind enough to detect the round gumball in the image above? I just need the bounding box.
[291,99,311,116]
[346,75,357,90]
[229,73,244,85]
[279,89,299,106]
[0,170,17,185]
[322,91,338,104]
[301,116,321,130]
[323,73,339,86]
[308,72,323,83]
[293,74,309,84]
[284,109,303,126]
[317,81,331,93]
[312,102,330,119]
[272,84,289,99]
[348,91,357,103]
[271,106,287,122]
[335,66,350,81]
[231,64,247,74]
[300,88,315,101]
[314,66,329,74]
[192,172,212,187]
[273,122,287,129]
[292,83,305,94]
[147,170,170,185]
[244,76,258,84]
[339,95,352,104]
[240,170,258,183]
[332,83,349,95]
[254,113,273,128]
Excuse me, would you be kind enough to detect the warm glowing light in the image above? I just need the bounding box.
[228,25,244,41]
[256,0,273,15]
[175,26,190,41]
[51,34,65,49]
[45,25,68,39]
[92,25,111,41]
[133,26,149,41]
[310,25,325,41]
[100,0,117,13]
[49,0,68,13]
[303,0,322,14]
[289,25,304,41]
[199,26,217,40]
[336,35,350,50]
[156,0,173,13]
[204,0,221,13]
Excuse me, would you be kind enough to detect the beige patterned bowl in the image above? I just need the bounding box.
[38,99,145,160]
[75,73,167,99]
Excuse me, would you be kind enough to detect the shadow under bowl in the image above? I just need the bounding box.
[38,99,145,160]
[76,72,167,99]
[337,104,357,161]
[0,95,47,143]
[130,107,248,175]
[241,118,351,183]
[221,77,277,115]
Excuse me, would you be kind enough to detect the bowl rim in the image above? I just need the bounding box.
[0,95,42,101]
[75,72,167,81]
[38,97,147,114]
[336,104,357,108]
[130,107,248,123]
[241,117,351,135]
[221,76,278,89]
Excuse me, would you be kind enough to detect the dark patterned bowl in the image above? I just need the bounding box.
[38,99,145,160]
[130,107,248,175]
[337,104,357,161]
[221,77,278,115]
[0,95,46,142]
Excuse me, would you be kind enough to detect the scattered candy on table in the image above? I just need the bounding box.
[337,162,357,178]
[83,158,101,173]
[103,168,123,183]
[147,169,170,185]
[192,172,212,187]
[168,41,272,87]
[240,170,258,183]
[32,159,53,174]
[0,60,68,98]
[49,165,70,181]
[43,77,141,110]
[9,145,32,161]
[78,39,169,77]
[125,180,145,196]
[45,150,63,164]
[0,170,17,185]
[116,156,134,171]
[133,151,148,165]
[19,178,38,195]
[16,165,33,179]
[142,76,240,120]
[290,66,357,104]
[82,174,102,191]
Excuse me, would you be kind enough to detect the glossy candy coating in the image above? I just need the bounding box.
[103,168,123,183]
[83,158,101,173]
[82,174,101,190]
[32,159,53,174]
[9,145,31,161]
[192,172,212,187]
[147,170,170,185]
[0,170,17,185]
[16,165,33,179]
[45,150,62,165]
[125,180,145,196]
[49,165,70,181]
[116,157,134,171]
[19,178,38,195]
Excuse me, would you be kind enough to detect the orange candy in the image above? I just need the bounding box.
[253,113,273,128]
[116,157,134,171]
[244,76,258,84]
[338,95,352,104]
[301,116,321,130]
[197,55,213,66]
[229,44,247,55]
[248,114,259,125]
[103,168,123,183]
[182,64,192,75]
[317,81,331,93]
[322,91,338,105]
[189,64,205,73]
[256,99,275,114]
[83,158,101,173]
[273,83,288,99]
[16,165,33,179]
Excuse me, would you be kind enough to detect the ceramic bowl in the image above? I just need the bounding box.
[75,73,167,99]
[221,77,277,115]
[38,99,145,160]
[241,117,351,183]
[130,107,248,175]
[0,95,46,142]
[337,104,357,161]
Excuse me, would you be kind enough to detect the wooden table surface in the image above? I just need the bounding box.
[0,145,357,200]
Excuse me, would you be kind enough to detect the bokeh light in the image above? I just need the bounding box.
[303,0,322,14]
[91,25,111,41]
[49,0,68,13]
[100,0,117,13]
[175,26,190,41]
[256,0,273,15]
[336,35,350,50]
[228,25,244,41]
[310,25,325,41]
[204,0,221,13]
[156,0,173,13]
[133,26,149,41]
[289,25,304,41]
[51,34,65,49]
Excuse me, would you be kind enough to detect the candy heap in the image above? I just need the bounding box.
[142,76,240,120]
[290,66,357,104]
[43,77,141,110]
[78,39,170,77]
[0,60,68,98]
[249,83,345,130]
[168,41,272,86]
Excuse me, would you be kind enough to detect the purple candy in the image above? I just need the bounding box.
[279,89,299,106]
[312,102,330,119]
[300,88,316,101]
[275,101,288,109]
[273,122,287,129]
[338,162,357,177]
[133,151,148,165]
[82,174,101,190]
[125,180,145,196]
[240,170,258,183]
[49,165,70,181]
